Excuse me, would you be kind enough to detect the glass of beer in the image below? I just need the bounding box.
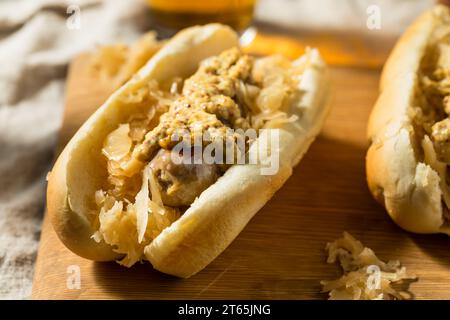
[145,0,256,36]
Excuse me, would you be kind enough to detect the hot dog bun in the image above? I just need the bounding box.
[367,5,450,235]
[47,24,331,277]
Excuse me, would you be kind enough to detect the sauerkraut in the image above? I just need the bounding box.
[412,18,450,224]
[93,166,180,267]
[249,52,310,129]
[321,232,417,300]
[90,31,163,87]
[422,135,450,209]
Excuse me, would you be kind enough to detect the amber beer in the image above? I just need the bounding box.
[146,0,255,33]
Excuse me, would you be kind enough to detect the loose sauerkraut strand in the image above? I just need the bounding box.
[321,232,417,300]
[90,31,163,88]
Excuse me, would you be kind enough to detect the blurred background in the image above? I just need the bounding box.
[0,0,442,299]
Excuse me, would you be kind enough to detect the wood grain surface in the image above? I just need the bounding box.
[31,53,450,300]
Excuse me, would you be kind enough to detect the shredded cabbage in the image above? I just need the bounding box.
[249,53,305,129]
[89,31,162,87]
[93,187,179,266]
[422,134,450,209]
[135,165,151,243]
[102,124,132,162]
[321,232,417,300]
[95,129,179,265]
[252,111,298,129]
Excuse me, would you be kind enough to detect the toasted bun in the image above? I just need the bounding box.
[366,5,450,235]
[48,24,331,276]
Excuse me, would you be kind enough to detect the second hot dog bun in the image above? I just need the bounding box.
[367,5,450,235]
[47,24,331,277]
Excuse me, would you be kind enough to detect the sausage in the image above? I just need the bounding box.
[149,149,219,206]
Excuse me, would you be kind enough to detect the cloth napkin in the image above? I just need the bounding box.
[0,0,152,299]
[0,0,435,299]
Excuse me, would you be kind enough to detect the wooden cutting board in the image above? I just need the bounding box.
[31,52,450,300]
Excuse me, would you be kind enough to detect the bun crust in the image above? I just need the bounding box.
[47,24,331,276]
[366,6,450,235]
